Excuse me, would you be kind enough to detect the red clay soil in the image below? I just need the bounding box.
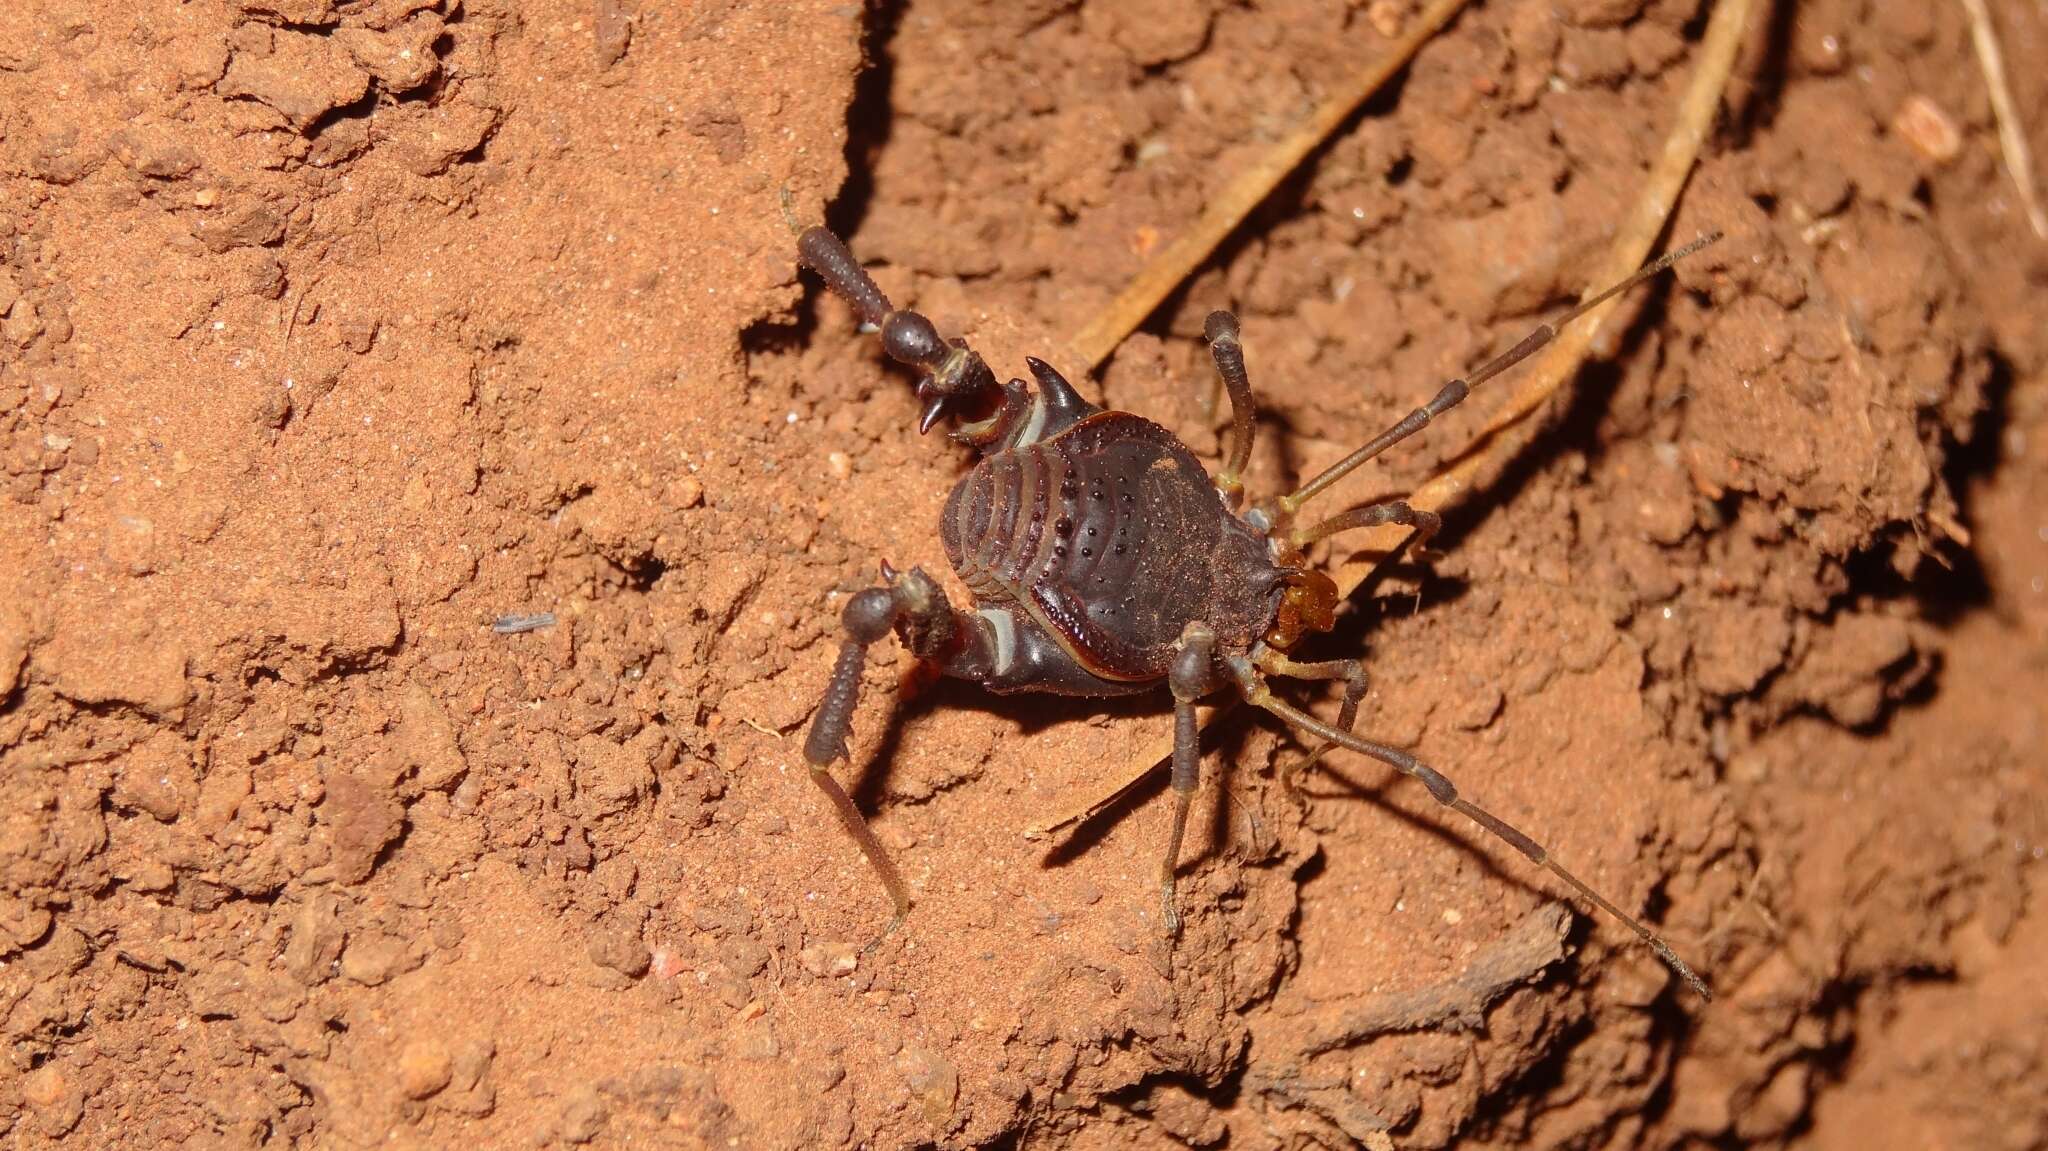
[3,0,2045,1148]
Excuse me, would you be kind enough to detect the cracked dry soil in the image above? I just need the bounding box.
[2,0,2046,1148]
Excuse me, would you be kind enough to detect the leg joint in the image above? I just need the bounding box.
[1170,622,1220,702]
[1407,759,1459,806]
[1425,378,1469,417]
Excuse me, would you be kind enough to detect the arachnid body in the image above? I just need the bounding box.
[794,222,1720,999]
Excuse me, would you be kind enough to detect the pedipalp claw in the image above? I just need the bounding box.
[917,391,951,434]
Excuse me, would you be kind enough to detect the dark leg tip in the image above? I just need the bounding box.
[796,225,847,269]
[860,905,911,954]
[1203,310,1240,345]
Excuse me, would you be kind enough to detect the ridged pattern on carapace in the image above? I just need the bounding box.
[944,441,1066,603]
[942,412,1282,682]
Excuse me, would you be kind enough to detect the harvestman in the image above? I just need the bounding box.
[793,221,1720,1000]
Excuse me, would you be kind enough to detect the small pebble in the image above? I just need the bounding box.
[490,612,556,634]
[340,934,410,986]
[398,1040,453,1099]
[799,939,858,978]
[1366,0,1404,37]
[23,1065,67,1109]
[1893,95,1961,163]
[898,1045,959,1128]
[23,1065,82,1136]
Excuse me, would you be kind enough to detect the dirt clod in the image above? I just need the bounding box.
[340,930,418,985]
[587,928,652,978]
[557,1087,609,1144]
[22,1066,83,1137]
[216,33,371,132]
[322,771,404,885]
[282,895,347,987]
[899,1044,961,1130]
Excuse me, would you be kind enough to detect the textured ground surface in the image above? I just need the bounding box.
[3,0,2045,1147]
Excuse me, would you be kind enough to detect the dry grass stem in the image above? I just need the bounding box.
[1063,0,1473,373]
[1961,0,2048,241]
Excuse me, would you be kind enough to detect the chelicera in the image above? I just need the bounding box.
[794,222,1719,1000]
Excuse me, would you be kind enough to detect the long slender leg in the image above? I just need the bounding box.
[1280,232,1722,514]
[1160,622,1223,934]
[803,588,915,941]
[1255,651,1369,791]
[801,568,981,943]
[1223,656,1714,1000]
[1294,499,1441,553]
[1263,500,1439,784]
[1203,311,1257,506]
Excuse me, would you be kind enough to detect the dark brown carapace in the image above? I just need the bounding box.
[794,223,1720,1000]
